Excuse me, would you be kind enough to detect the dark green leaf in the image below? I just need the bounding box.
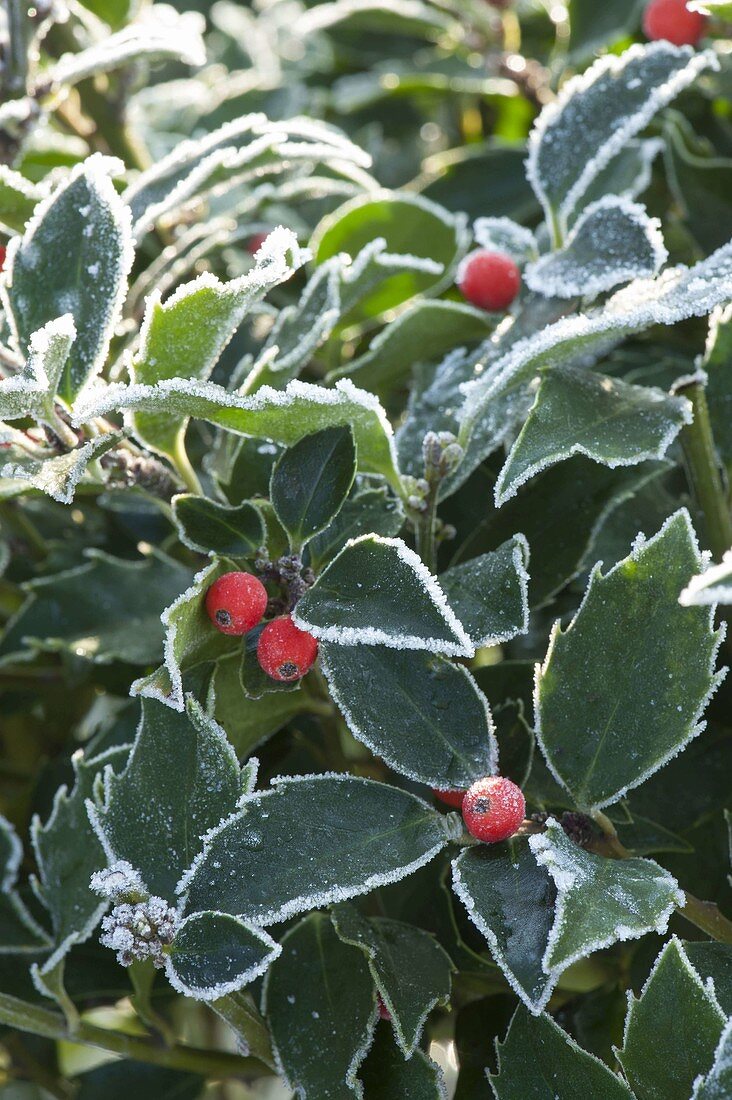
[439,535,530,648]
[683,942,732,1016]
[332,904,453,1055]
[89,697,242,899]
[0,816,51,955]
[6,156,133,402]
[308,485,404,572]
[294,535,473,656]
[180,775,448,924]
[76,1062,204,1100]
[664,113,732,254]
[692,1021,732,1100]
[209,652,307,757]
[490,1005,635,1098]
[617,938,726,1100]
[172,495,265,557]
[263,912,375,1100]
[166,911,279,1000]
[536,511,723,808]
[320,641,496,788]
[359,1022,446,1099]
[270,427,356,551]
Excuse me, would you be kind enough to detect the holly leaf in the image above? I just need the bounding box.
[1,433,122,505]
[617,938,726,1100]
[165,911,280,1001]
[525,197,666,299]
[179,774,449,925]
[439,535,530,647]
[4,155,134,403]
[0,816,51,955]
[680,550,732,607]
[262,912,376,1100]
[76,1062,204,1100]
[535,511,724,809]
[89,697,242,900]
[474,217,538,263]
[0,166,45,234]
[131,228,307,458]
[32,747,128,968]
[0,549,192,668]
[452,840,556,1013]
[490,1005,636,1099]
[332,903,453,1056]
[74,378,402,492]
[270,427,356,552]
[294,535,473,657]
[494,366,692,506]
[704,304,732,467]
[131,558,241,712]
[308,484,404,572]
[692,1020,732,1100]
[209,652,308,757]
[320,641,496,788]
[0,315,75,422]
[359,1022,447,1098]
[526,41,716,228]
[528,818,683,976]
[172,495,265,557]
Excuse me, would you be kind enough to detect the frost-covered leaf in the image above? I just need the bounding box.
[331,904,452,1056]
[308,485,404,571]
[526,41,717,230]
[452,841,556,1013]
[330,299,493,392]
[490,1005,635,1099]
[0,816,51,955]
[525,198,667,299]
[45,9,205,89]
[680,550,732,607]
[179,774,448,925]
[529,818,683,976]
[296,0,456,37]
[439,536,530,648]
[32,748,127,968]
[617,938,726,1100]
[172,495,265,558]
[0,549,191,667]
[494,366,691,506]
[311,191,467,319]
[4,155,134,403]
[165,911,279,1001]
[263,912,376,1100]
[663,113,732,255]
[359,1022,447,1098]
[320,641,496,788]
[1,433,122,505]
[473,217,538,264]
[579,138,664,212]
[131,558,243,711]
[535,511,724,809]
[294,535,473,657]
[0,167,45,234]
[692,1019,732,1100]
[704,304,732,467]
[270,427,356,552]
[131,228,306,457]
[0,316,75,423]
[124,116,372,236]
[89,697,242,900]
[458,242,732,491]
[210,654,307,758]
[74,378,401,492]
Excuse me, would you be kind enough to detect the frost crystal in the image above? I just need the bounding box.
[90,860,145,902]
[100,895,179,968]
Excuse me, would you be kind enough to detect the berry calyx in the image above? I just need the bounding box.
[642,0,706,45]
[462,776,526,843]
[432,788,466,808]
[205,572,268,636]
[257,615,318,681]
[457,249,521,312]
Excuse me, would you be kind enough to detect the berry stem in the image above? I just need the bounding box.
[415,483,439,573]
[679,379,732,562]
[171,433,203,495]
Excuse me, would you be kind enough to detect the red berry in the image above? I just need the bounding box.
[462,776,526,843]
[642,0,706,45]
[205,572,268,636]
[432,788,466,808]
[0,246,6,272]
[247,232,269,255]
[377,995,391,1021]
[457,249,521,312]
[257,616,318,681]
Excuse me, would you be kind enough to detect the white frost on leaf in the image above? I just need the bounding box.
[680,549,732,607]
[524,197,668,300]
[0,433,120,505]
[691,1017,732,1099]
[164,911,281,1001]
[473,217,538,264]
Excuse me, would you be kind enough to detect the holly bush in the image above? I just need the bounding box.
[0,0,732,1097]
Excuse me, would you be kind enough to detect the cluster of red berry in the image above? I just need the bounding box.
[433,776,526,843]
[206,572,318,681]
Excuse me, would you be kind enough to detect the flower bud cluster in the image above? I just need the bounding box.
[100,896,179,969]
